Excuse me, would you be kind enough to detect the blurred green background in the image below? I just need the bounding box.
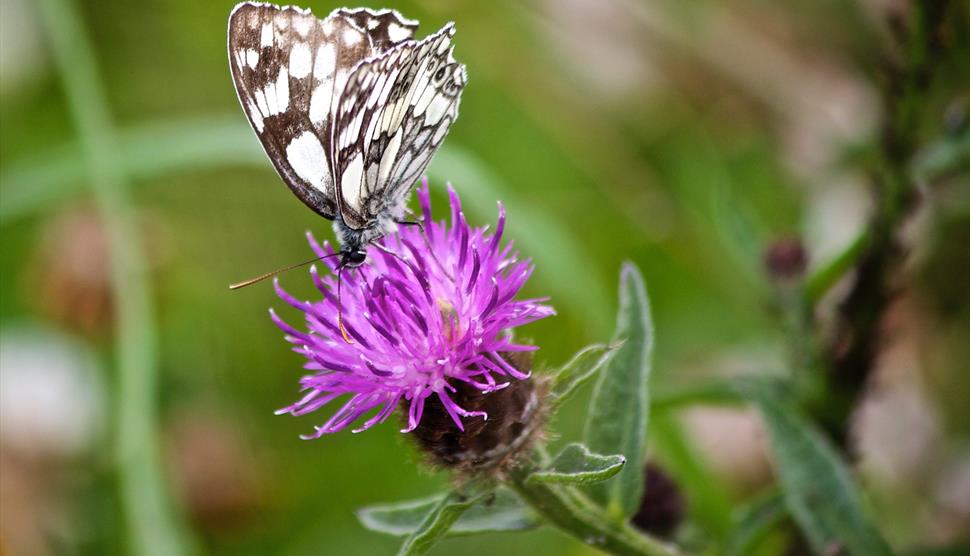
[1,0,967,555]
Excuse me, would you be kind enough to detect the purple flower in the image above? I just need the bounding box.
[272,180,554,438]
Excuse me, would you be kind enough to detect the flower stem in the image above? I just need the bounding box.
[507,462,682,556]
[37,0,193,554]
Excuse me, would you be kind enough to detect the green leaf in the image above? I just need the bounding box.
[357,488,537,537]
[527,443,626,486]
[549,343,618,409]
[724,491,787,556]
[582,262,654,518]
[395,489,490,556]
[748,388,893,556]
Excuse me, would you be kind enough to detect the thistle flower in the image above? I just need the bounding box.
[272,180,554,439]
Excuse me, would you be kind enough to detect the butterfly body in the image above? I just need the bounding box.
[228,2,466,267]
[332,211,397,268]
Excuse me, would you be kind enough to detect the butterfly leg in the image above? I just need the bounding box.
[396,219,424,231]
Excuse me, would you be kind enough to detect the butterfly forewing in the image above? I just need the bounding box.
[229,3,367,218]
[335,7,419,51]
[333,24,467,229]
[228,2,465,235]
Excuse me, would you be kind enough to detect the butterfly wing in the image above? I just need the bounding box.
[334,7,419,51]
[332,23,467,230]
[228,2,374,219]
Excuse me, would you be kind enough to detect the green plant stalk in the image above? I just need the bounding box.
[507,462,681,556]
[37,0,192,555]
[807,0,951,446]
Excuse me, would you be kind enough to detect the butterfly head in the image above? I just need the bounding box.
[340,247,368,268]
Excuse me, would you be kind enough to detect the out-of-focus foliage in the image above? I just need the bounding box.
[1,0,967,555]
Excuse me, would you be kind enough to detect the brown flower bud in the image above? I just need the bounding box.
[764,236,808,282]
[407,352,547,473]
[631,462,685,538]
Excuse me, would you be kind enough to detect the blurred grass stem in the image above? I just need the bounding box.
[37,0,193,554]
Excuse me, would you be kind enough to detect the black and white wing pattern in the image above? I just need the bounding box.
[332,24,467,230]
[334,7,419,52]
[227,3,417,219]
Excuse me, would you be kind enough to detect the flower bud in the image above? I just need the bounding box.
[408,352,547,472]
[631,462,685,538]
[763,236,808,283]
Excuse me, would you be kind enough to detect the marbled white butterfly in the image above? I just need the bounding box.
[227,2,466,276]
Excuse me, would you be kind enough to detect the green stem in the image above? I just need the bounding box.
[809,0,952,446]
[37,1,192,555]
[507,462,682,556]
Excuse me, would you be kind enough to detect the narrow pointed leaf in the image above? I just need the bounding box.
[583,262,654,518]
[549,343,618,409]
[724,491,787,556]
[396,489,489,556]
[357,488,537,537]
[747,388,892,556]
[527,443,626,486]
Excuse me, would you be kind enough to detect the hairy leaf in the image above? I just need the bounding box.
[527,443,626,486]
[357,488,536,537]
[749,388,892,556]
[395,489,489,556]
[549,343,618,409]
[583,262,654,518]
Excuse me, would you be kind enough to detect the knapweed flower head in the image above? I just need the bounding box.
[272,180,554,438]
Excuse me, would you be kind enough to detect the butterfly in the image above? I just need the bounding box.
[227,2,466,276]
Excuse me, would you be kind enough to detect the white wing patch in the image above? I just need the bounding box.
[314,43,336,79]
[387,23,410,43]
[286,131,328,191]
[342,28,361,47]
[289,42,311,78]
[245,48,259,68]
[341,152,365,209]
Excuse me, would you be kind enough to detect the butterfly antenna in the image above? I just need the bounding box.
[336,264,354,344]
[229,252,340,290]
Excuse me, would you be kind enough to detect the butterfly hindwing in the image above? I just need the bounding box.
[333,24,467,230]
